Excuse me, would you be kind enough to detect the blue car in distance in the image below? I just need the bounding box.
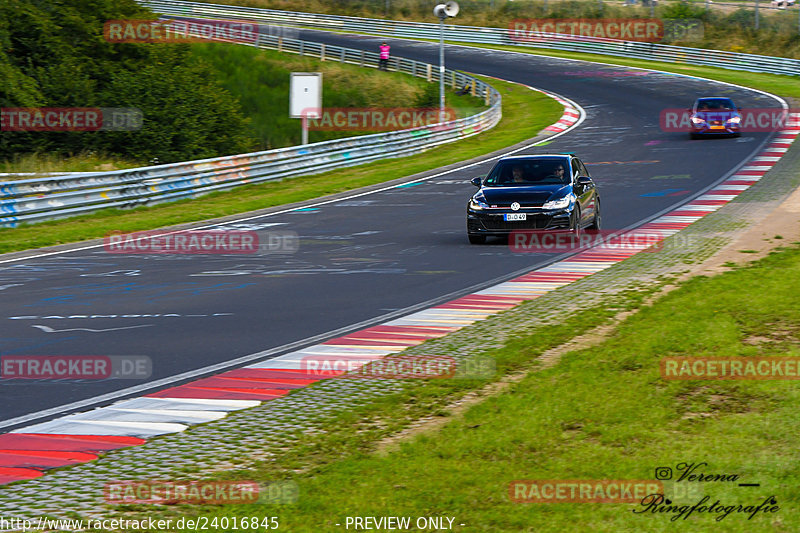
[689,97,742,139]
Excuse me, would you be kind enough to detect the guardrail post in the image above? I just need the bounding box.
[299,41,304,56]
[320,43,325,61]
[471,79,476,96]
[278,37,282,52]
[485,87,490,106]
[426,64,432,82]
[360,50,365,67]
[452,71,457,89]
[411,61,416,77]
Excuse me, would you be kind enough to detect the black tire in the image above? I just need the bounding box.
[689,133,699,140]
[733,132,741,138]
[587,198,601,231]
[468,234,486,245]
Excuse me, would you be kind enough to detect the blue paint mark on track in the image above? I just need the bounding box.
[641,189,685,197]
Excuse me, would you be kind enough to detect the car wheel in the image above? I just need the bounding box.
[468,234,486,245]
[587,198,601,231]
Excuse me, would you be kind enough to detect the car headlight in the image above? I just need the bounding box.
[690,117,706,124]
[469,195,489,210]
[542,195,573,210]
[726,116,741,124]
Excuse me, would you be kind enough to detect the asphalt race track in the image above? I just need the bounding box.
[0,32,782,430]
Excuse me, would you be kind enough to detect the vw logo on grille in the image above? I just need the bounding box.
[510,202,521,211]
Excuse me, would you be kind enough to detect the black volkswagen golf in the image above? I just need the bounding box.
[466,154,600,244]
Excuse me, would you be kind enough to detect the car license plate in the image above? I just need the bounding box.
[504,213,526,221]
[710,125,725,130]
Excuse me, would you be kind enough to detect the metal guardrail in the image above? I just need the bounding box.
[0,34,500,228]
[139,0,800,76]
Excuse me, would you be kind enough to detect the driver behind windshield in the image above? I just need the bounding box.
[511,166,526,183]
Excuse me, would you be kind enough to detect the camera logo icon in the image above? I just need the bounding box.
[655,467,673,480]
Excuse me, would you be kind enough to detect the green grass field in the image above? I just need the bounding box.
[165,244,800,532]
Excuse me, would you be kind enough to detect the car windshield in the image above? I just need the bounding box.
[484,158,570,186]
[696,98,736,111]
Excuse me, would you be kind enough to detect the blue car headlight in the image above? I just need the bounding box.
[469,194,489,211]
[542,194,573,210]
[690,117,706,125]
[726,116,741,124]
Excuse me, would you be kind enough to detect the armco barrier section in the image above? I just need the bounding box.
[139,0,800,77]
[0,36,500,228]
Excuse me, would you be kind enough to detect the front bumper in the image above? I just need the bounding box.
[467,208,572,235]
[691,123,740,135]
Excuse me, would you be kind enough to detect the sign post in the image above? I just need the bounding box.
[290,72,322,145]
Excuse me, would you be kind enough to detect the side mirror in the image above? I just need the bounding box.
[471,177,483,187]
[576,176,592,186]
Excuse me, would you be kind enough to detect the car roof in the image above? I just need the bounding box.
[695,96,734,102]
[499,154,572,160]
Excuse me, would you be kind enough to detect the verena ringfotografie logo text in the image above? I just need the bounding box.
[1,356,151,380]
[104,230,260,254]
[305,107,456,131]
[1,108,142,131]
[510,19,664,42]
[509,480,663,503]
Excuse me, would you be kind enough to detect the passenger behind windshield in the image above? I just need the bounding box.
[484,160,570,186]
[697,99,735,111]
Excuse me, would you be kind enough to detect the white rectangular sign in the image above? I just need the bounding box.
[290,72,322,118]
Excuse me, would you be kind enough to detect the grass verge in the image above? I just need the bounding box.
[0,152,145,175]
[167,244,800,532]
[0,75,560,254]
[188,44,487,150]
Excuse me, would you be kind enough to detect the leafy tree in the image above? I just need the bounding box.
[0,0,253,163]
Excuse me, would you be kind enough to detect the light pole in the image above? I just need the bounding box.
[433,2,459,123]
